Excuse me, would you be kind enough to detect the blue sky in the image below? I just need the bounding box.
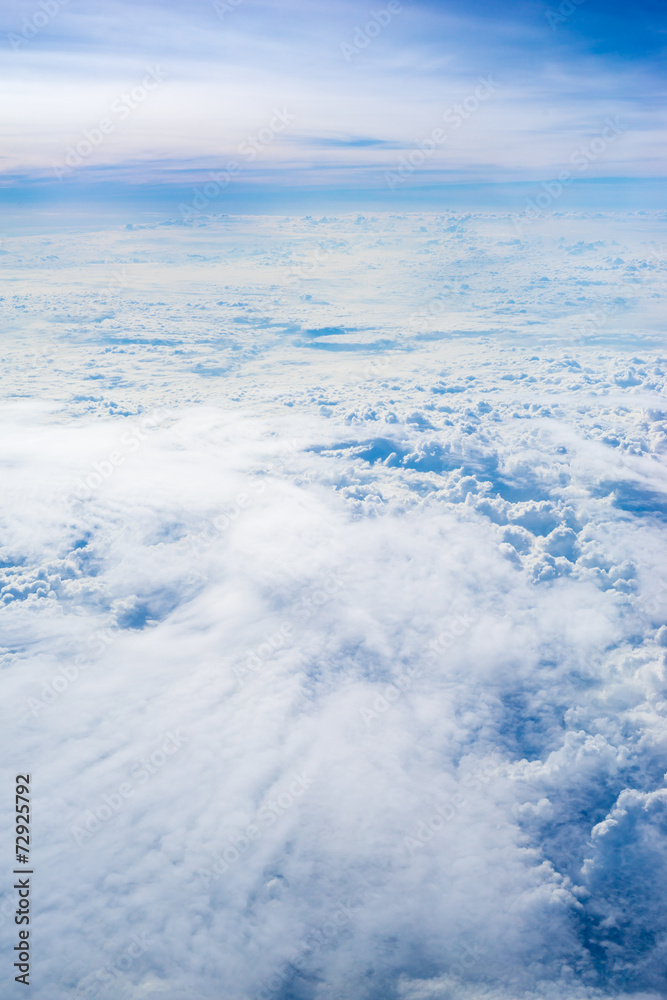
[1,0,665,214]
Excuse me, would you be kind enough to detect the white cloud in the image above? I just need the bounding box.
[1,212,667,999]
[1,0,664,184]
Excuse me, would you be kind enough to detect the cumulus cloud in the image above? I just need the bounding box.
[1,212,667,999]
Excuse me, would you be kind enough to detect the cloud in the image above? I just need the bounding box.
[2,212,667,999]
[1,0,665,199]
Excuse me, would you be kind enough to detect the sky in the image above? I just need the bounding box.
[1,0,666,216]
[2,5,667,999]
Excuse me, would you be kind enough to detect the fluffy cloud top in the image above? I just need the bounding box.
[1,212,667,999]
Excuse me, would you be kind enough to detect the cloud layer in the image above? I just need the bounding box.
[1,212,667,999]
[1,0,665,199]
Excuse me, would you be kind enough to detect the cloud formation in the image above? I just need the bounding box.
[1,212,667,998]
[1,0,665,202]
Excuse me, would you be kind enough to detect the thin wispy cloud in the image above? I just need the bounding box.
[1,0,664,206]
